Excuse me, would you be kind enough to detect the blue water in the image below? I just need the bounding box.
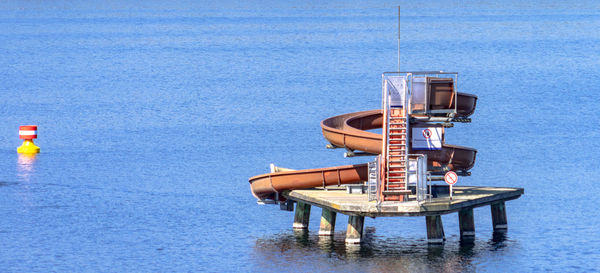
[1,1,599,271]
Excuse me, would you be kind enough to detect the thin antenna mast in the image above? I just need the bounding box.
[397,6,400,72]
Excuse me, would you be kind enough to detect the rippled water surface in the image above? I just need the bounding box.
[1,1,599,272]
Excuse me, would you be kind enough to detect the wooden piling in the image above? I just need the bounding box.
[458,208,475,240]
[426,215,445,244]
[318,209,336,236]
[293,202,311,229]
[345,215,364,244]
[491,201,507,231]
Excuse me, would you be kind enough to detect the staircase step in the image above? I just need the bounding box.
[383,190,412,195]
[386,179,406,182]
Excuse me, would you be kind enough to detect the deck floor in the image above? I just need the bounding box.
[284,186,524,217]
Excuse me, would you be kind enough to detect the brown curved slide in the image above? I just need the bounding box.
[250,93,478,201]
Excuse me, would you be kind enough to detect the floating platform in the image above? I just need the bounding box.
[282,185,523,244]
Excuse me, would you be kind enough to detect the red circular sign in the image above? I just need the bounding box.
[444,171,458,185]
[422,129,432,139]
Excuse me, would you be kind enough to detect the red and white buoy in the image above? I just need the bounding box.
[19,125,38,140]
[17,125,40,154]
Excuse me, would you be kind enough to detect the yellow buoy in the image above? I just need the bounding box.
[17,125,40,154]
[18,139,40,154]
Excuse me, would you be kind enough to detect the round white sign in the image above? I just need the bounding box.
[444,171,458,185]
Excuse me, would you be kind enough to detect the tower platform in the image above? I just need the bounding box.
[283,186,523,217]
[282,186,523,244]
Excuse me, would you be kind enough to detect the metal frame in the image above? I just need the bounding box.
[378,71,456,204]
[367,159,379,202]
[408,154,430,202]
[383,71,458,117]
[381,74,411,200]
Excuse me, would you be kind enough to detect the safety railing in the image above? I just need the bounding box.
[369,154,431,203]
[407,154,430,202]
[367,158,379,202]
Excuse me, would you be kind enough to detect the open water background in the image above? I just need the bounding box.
[1,1,599,272]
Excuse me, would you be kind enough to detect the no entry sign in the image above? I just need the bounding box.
[412,127,442,150]
[445,171,458,201]
[444,171,458,185]
[422,128,432,139]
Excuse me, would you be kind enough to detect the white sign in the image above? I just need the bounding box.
[445,171,458,201]
[444,171,458,185]
[412,127,442,150]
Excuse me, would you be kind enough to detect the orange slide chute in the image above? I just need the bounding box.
[249,93,477,201]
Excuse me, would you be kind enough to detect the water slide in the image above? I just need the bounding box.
[249,92,478,201]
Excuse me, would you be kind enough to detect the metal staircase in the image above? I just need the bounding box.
[374,72,461,203]
[380,75,412,202]
[383,107,411,201]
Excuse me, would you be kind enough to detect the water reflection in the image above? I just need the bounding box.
[490,231,508,250]
[253,230,512,272]
[17,153,37,182]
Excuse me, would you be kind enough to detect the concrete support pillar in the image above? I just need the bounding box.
[318,209,337,236]
[491,201,508,231]
[426,215,445,244]
[293,202,311,229]
[458,208,475,240]
[345,215,364,244]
